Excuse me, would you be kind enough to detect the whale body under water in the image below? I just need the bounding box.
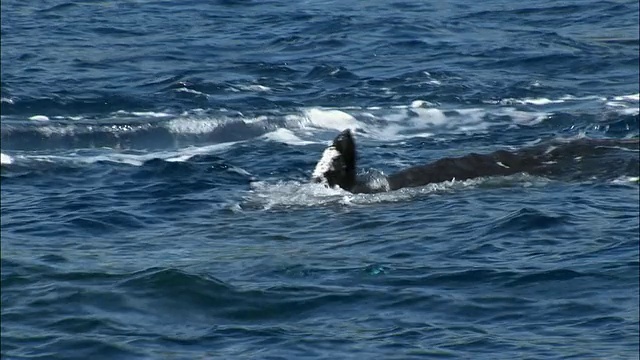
[311,129,639,193]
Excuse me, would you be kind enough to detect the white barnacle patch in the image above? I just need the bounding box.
[496,161,510,168]
[312,146,341,181]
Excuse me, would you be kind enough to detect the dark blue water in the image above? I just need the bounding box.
[2,1,639,358]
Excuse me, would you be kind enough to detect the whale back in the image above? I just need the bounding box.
[311,129,357,191]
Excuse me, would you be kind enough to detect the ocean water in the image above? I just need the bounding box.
[1,0,639,358]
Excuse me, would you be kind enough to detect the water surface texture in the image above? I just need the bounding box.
[1,1,639,359]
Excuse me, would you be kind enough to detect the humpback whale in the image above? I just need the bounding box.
[311,129,639,193]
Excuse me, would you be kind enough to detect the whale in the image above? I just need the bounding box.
[311,129,639,193]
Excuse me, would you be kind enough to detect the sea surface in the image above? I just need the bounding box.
[1,1,639,359]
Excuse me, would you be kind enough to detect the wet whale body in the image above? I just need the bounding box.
[311,129,639,194]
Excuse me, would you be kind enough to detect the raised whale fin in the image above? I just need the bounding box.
[311,129,357,191]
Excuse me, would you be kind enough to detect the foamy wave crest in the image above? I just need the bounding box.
[166,118,223,134]
[294,102,553,141]
[1,153,14,165]
[613,93,639,102]
[261,128,316,146]
[29,115,50,122]
[236,84,271,92]
[175,87,208,96]
[611,176,640,185]
[487,94,622,106]
[129,111,172,118]
[605,93,640,115]
[498,98,566,106]
[163,142,239,163]
[303,108,360,132]
[481,93,639,116]
[3,95,633,153]
[21,142,239,167]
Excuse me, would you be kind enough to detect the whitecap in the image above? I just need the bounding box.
[175,87,208,96]
[303,108,360,132]
[238,84,271,92]
[29,115,50,121]
[613,93,639,101]
[130,111,172,118]
[165,117,222,134]
[261,128,315,146]
[1,153,14,165]
[20,142,239,167]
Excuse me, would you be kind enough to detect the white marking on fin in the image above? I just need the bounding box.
[312,146,340,180]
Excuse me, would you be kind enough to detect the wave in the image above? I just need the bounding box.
[0,145,244,174]
[1,94,637,176]
[4,93,637,151]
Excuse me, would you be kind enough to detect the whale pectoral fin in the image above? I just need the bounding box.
[311,129,358,191]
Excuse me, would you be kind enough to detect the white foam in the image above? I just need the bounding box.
[499,107,549,126]
[131,111,172,118]
[37,125,76,137]
[243,115,268,124]
[163,142,239,162]
[296,102,549,142]
[1,97,14,104]
[604,94,640,115]
[246,174,551,210]
[303,108,360,131]
[409,107,449,126]
[29,115,50,122]
[22,142,239,167]
[238,84,271,92]
[175,87,208,96]
[489,95,609,106]
[411,100,432,108]
[606,101,628,108]
[606,100,640,115]
[613,93,639,101]
[616,107,640,115]
[1,153,13,165]
[247,180,348,210]
[166,118,222,134]
[228,166,252,177]
[499,98,564,106]
[262,128,315,146]
[559,95,607,101]
[611,176,640,185]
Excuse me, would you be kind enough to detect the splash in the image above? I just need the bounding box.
[244,174,551,210]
